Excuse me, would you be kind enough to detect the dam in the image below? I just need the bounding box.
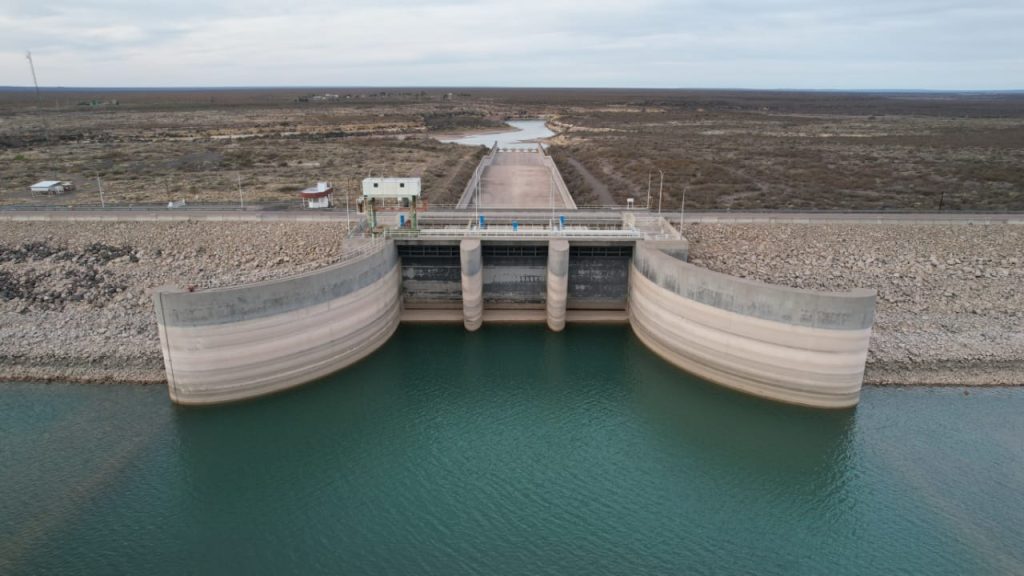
[153,144,876,409]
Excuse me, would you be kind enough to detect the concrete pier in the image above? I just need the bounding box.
[460,238,484,331]
[546,239,570,331]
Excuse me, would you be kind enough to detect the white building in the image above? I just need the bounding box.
[30,180,73,195]
[361,177,421,199]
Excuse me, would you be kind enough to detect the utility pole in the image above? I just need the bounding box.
[345,184,351,229]
[25,51,40,101]
[237,173,244,210]
[657,169,664,214]
[26,51,51,145]
[97,174,105,208]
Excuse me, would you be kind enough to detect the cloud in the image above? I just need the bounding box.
[0,0,1021,89]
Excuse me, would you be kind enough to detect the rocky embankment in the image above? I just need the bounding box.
[0,221,349,384]
[3,219,1021,388]
[685,223,1024,386]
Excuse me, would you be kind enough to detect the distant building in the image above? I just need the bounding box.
[300,182,334,209]
[30,180,74,195]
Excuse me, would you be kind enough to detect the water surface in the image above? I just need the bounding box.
[439,119,554,148]
[2,325,1022,574]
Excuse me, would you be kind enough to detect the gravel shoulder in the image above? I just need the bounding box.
[684,223,1024,386]
[0,221,349,385]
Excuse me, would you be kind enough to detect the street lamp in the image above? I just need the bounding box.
[680,169,700,231]
[657,169,664,214]
[646,171,652,210]
[679,184,686,230]
[549,169,555,230]
[237,173,244,210]
[345,183,350,229]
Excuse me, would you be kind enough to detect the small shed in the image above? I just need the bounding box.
[300,182,334,209]
[30,180,73,195]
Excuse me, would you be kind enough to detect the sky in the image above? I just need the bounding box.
[1,0,1021,90]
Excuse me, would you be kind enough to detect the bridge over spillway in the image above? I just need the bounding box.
[456,146,576,210]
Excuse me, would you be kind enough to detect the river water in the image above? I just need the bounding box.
[439,119,554,148]
[2,325,1022,574]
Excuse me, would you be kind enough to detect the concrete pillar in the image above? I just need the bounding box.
[546,239,570,332]
[460,238,483,331]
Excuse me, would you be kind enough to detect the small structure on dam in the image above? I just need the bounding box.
[362,177,421,229]
[153,147,876,409]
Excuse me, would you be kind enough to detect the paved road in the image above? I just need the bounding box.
[1,207,1021,225]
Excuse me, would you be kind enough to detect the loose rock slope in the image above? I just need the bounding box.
[685,223,1024,385]
[0,221,349,384]
[2,220,1021,388]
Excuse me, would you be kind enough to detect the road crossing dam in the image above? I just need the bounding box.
[153,147,876,408]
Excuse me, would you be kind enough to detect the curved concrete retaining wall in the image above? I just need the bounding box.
[629,242,875,408]
[154,241,401,405]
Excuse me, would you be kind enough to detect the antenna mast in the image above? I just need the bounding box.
[26,51,40,101]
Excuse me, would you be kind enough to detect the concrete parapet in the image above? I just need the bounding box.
[645,239,689,262]
[460,238,483,331]
[628,242,876,408]
[154,241,401,405]
[546,239,570,331]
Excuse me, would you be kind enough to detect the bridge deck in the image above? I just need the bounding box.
[458,148,577,211]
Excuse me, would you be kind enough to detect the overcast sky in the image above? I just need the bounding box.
[1,0,1021,89]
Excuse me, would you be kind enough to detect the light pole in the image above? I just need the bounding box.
[345,184,350,229]
[646,171,652,210]
[549,170,554,230]
[96,174,105,208]
[237,173,244,210]
[681,169,700,230]
[679,184,686,230]
[657,169,664,214]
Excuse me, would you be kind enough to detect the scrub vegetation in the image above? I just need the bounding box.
[1,88,1022,210]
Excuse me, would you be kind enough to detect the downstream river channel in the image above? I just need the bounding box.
[439,119,554,148]
[2,325,1022,574]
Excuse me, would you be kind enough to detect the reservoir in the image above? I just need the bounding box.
[440,119,555,148]
[2,325,1022,574]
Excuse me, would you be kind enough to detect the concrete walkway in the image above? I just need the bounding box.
[460,150,577,210]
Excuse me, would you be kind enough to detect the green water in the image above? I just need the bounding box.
[2,326,1022,575]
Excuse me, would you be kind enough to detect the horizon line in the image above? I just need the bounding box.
[1,85,1022,94]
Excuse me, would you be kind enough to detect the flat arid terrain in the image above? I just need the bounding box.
[2,88,1023,209]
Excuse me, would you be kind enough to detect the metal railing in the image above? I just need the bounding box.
[385,225,645,240]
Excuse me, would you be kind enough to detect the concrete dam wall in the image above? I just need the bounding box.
[629,242,876,409]
[152,235,875,409]
[154,240,401,405]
